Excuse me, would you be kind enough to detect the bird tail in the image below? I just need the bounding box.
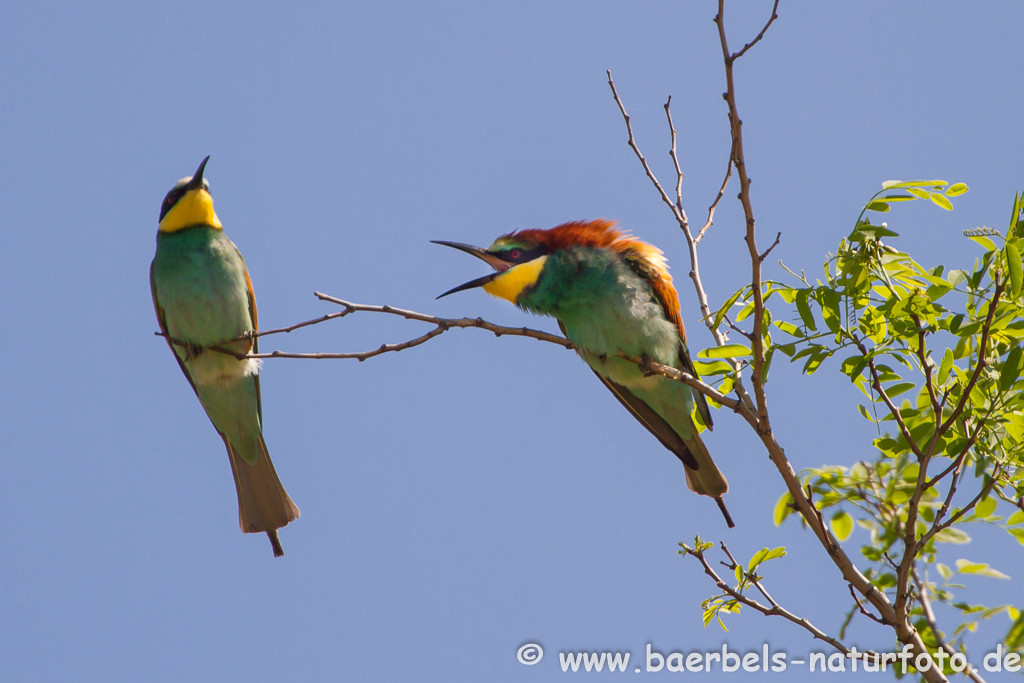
[680,425,734,528]
[224,433,300,557]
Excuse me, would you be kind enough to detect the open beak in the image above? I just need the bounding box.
[184,155,211,192]
[431,240,511,299]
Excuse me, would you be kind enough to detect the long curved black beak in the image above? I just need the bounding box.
[184,155,211,192]
[431,240,510,299]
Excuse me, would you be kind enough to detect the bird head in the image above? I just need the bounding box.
[433,220,647,305]
[432,235,551,303]
[158,155,223,233]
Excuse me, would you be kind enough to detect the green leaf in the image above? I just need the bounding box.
[935,527,971,544]
[907,187,930,199]
[882,179,947,189]
[975,496,997,519]
[886,382,917,398]
[699,344,752,359]
[774,320,801,336]
[956,559,1010,579]
[713,289,745,331]
[937,563,952,580]
[796,291,816,330]
[1006,613,1024,650]
[937,348,954,385]
[774,492,794,526]
[1008,510,1024,526]
[1011,191,1022,233]
[853,222,900,239]
[945,182,969,197]
[692,360,733,376]
[1010,528,1024,547]
[747,547,785,572]
[968,234,998,252]
[955,559,986,573]
[930,193,954,211]
[1000,347,1023,392]
[818,289,842,334]
[866,201,891,213]
[831,510,854,541]
[1006,242,1023,298]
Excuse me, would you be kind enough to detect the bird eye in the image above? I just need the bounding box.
[509,249,522,260]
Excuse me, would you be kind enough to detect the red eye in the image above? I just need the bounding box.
[510,249,522,260]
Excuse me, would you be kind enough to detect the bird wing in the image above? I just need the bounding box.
[150,259,201,400]
[621,248,714,430]
[233,242,262,425]
[556,320,699,469]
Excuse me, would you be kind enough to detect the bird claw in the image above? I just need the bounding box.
[639,354,656,377]
[183,343,203,361]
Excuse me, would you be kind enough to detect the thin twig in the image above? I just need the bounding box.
[918,464,1004,550]
[941,278,1002,432]
[727,0,780,62]
[607,71,685,226]
[681,543,877,659]
[913,566,987,683]
[664,95,685,215]
[716,0,769,425]
[696,140,735,245]
[856,340,925,459]
[848,584,888,626]
[759,232,782,262]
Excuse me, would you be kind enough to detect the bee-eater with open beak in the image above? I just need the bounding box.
[434,220,733,527]
[150,156,300,556]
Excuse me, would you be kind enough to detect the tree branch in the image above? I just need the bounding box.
[913,566,987,683]
[680,541,876,659]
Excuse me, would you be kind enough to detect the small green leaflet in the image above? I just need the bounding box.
[1005,241,1023,298]
[699,344,752,359]
[831,510,854,541]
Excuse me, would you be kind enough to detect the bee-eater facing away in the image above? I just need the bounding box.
[434,220,734,527]
[150,156,300,556]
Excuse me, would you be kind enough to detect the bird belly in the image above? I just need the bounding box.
[155,236,258,387]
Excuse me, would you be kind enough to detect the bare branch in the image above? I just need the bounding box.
[715,0,769,424]
[848,583,889,626]
[664,95,685,215]
[913,566,987,683]
[607,71,685,226]
[726,0,780,62]
[695,140,734,245]
[157,294,574,363]
[758,232,782,262]
[681,542,876,659]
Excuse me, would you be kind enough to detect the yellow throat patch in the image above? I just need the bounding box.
[158,188,223,233]
[483,255,547,303]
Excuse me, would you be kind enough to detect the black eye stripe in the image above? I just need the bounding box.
[495,245,548,264]
[159,189,185,221]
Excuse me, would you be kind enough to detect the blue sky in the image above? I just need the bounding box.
[2,1,1022,681]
